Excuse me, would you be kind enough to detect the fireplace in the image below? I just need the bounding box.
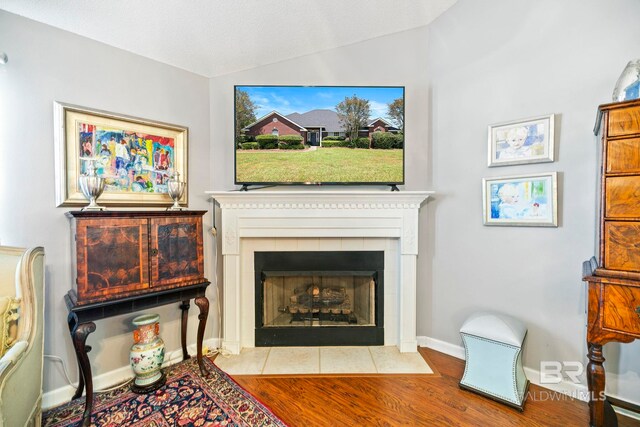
[255,251,384,346]
[207,190,432,354]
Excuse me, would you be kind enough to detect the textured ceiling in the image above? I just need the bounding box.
[0,0,456,77]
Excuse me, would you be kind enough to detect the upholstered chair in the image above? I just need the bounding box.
[0,246,45,427]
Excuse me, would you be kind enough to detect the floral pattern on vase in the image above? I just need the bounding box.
[130,313,165,388]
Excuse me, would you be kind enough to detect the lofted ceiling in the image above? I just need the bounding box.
[0,0,456,77]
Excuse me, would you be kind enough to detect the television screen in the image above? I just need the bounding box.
[235,85,405,186]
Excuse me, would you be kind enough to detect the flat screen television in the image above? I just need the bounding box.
[234,85,405,187]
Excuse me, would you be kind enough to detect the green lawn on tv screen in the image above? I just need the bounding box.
[236,147,403,183]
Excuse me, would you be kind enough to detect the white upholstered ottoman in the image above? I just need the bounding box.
[459,312,529,410]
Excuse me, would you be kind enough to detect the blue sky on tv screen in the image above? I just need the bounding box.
[237,86,404,120]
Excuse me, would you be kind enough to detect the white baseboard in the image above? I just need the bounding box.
[417,335,590,403]
[42,338,218,410]
[209,338,222,349]
[418,335,466,360]
[613,405,640,422]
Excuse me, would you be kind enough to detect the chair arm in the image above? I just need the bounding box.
[0,341,28,376]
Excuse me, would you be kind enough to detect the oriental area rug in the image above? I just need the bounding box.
[42,357,287,427]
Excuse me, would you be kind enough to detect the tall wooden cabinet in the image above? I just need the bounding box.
[583,99,640,427]
[67,210,206,305]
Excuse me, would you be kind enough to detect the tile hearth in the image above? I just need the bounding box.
[213,346,434,376]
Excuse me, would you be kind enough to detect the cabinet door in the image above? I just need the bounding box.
[149,216,204,289]
[603,284,640,336]
[75,218,150,303]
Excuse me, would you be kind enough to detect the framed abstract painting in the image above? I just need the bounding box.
[54,102,188,207]
[488,114,555,167]
[482,172,558,227]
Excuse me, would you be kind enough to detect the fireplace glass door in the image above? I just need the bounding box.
[254,251,384,346]
[262,271,376,328]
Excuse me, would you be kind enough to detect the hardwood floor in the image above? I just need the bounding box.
[230,347,640,427]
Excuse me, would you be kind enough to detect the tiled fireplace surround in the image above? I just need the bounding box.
[207,191,432,354]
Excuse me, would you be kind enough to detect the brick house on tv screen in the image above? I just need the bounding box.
[243,109,400,146]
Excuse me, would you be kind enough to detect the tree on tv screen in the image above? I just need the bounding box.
[387,97,404,132]
[235,89,257,143]
[336,95,371,144]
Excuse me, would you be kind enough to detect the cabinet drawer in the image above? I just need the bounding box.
[606,138,640,173]
[605,176,640,217]
[609,106,640,137]
[603,284,640,336]
[604,222,640,272]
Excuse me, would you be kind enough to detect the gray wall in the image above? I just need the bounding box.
[0,10,213,393]
[425,0,640,403]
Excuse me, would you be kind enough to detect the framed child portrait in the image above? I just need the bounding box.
[488,114,555,167]
[482,172,558,227]
[54,102,188,207]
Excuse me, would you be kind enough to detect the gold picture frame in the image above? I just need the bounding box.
[54,102,188,207]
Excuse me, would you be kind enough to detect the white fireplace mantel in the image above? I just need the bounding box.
[206,190,433,354]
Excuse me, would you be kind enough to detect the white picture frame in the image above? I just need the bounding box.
[488,114,555,167]
[482,172,558,227]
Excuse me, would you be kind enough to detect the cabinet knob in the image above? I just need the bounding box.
[636,306,640,317]
[151,248,159,256]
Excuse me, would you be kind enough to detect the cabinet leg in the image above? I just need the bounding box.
[72,356,85,400]
[67,313,85,399]
[194,296,209,375]
[179,300,191,360]
[70,320,96,427]
[587,343,606,427]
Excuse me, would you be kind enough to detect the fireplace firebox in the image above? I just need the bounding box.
[255,251,384,346]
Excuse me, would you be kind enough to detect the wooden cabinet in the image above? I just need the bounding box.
[584,99,640,427]
[68,210,206,305]
[65,210,209,426]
